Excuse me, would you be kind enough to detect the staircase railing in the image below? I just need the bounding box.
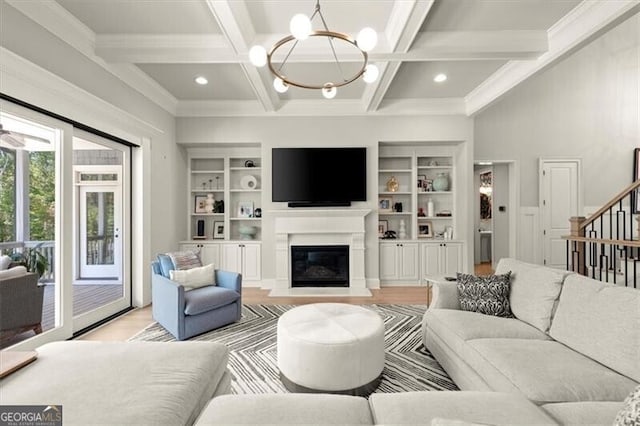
[564,179,640,288]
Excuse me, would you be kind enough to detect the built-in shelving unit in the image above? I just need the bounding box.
[187,150,263,242]
[378,145,463,285]
[183,147,263,285]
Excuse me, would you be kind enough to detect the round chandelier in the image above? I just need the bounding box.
[249,0,379,99]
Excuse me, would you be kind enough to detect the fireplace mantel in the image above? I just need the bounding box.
[269,209,372,297]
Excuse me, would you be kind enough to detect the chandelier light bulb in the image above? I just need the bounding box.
[363,64,379,83]
[249,45,267,67]
[356,27,377,52]
[290,13,312,40]
[273,77,289,93]
[322,83,337,99]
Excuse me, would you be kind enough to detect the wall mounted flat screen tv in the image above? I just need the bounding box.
[272,147,366,207]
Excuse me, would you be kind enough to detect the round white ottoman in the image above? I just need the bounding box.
[277,303,385,396]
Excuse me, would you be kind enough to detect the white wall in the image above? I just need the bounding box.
[0,3,183,305]
[475,11,639,208]
[177,115,474,285]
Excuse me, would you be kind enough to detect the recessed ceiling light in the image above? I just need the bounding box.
[434,73,447,83]
[194,76,208,85]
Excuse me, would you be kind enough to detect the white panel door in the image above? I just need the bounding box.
[541,160,580,269]
[200,244,221,269]
[242,243,261,281]
[421,243,441,277]
[398,243,420,281]
[221,244,242,274]
[442,242,463,276]
[379,243,399,280]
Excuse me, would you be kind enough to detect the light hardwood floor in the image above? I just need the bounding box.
[78,287,430,341]
[79,262,494,342]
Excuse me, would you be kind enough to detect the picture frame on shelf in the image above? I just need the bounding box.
[417,174,426,191]
[238,201,254,218]
[378,220,388,238]
[194,195,208,213]
[418,221,433,238]
[213,221,224,239]
[379,197,392,212]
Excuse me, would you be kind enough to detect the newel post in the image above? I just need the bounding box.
[569,216,587,275]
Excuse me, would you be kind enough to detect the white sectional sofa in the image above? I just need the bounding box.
[195,258,637,426]
[423,258,639,425]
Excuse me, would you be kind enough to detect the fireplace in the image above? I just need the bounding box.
[291,245,349,287]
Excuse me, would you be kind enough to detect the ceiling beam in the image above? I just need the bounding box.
[465,0,640,115]
[362,0,435,112]
[95,30,548,64]
[205,0,280,112]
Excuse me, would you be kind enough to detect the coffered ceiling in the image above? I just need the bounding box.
[6,0,637,117]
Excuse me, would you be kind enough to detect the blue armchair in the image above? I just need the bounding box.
[151,256,242,341]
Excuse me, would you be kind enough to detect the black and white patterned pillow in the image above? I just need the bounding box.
[614,385,640,426]
[456,272,513,317]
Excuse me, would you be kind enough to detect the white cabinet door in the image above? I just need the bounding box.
[398,243,420,281]
[421,243,441,277]
[200,244,221,269]
[242,243,261,281]
[221,244,242,274]
[441,242,463,276]
[379,242,399,280]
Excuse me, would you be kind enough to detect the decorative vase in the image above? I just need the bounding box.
[386,175,399,192]
[427,198,434,217]
[399,220,406,239]
[205,194,215,213]
[433,173,449,192]
[238,225,258,240]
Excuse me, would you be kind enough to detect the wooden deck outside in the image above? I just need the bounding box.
[1,283,123,349]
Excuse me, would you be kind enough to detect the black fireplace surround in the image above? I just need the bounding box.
[291,245,349,287]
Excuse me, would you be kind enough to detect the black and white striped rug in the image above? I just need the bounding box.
[129,304,458,394]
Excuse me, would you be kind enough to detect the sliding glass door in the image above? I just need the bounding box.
[72,131,130,331]
[0,102,133,349]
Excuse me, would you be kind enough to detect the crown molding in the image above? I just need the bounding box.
[6,0,178,115]
[0,47,164,139]
[465,0,640,116]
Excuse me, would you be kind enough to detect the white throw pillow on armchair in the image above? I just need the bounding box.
[169,263,215,291]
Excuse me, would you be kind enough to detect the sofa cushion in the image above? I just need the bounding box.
[424,309,549,356]
[184,286,239,316]
[456,272,513,317]
[369,391,556,425]
[195,394,374,425]
[549,274,640,382]
[494,258,569,332]
[464,338,638,404]
[0,265,27,279]
[541,401,623,426]
[170,263,216,290]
